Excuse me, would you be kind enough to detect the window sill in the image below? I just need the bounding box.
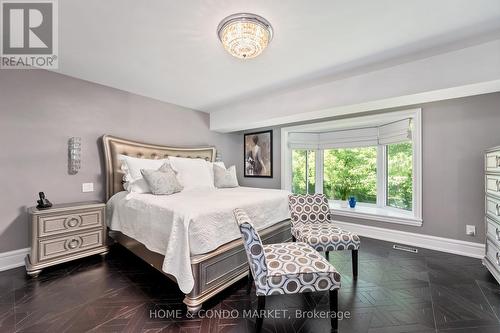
[329,202,422,227]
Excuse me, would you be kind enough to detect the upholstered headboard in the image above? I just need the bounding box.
[102,135,216,200]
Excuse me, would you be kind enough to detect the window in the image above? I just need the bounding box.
[292,149,315,194]
[282,109,422,225]
[387,142,413,211]
[323,147,377,203]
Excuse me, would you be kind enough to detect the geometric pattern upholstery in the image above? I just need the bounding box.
[294,223,360,251]
[234,208,341,296]
[233,208,268,294]
[288,193,360,251]
[288,193,333,230]
[263,242,341,295]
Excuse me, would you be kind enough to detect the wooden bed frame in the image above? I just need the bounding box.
[102,135,291,313]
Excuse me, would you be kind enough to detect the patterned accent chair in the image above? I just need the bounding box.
[288,194,361,279]
[233,208,341,331]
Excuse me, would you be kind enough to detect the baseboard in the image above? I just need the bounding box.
[334,221,485,259]
[0,248,29,272]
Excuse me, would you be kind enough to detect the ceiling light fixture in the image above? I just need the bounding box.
[217,13,273,59]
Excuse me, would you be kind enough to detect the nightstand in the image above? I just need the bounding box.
[25,201,108,277]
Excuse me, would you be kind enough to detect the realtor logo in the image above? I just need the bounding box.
[1,0,58,69]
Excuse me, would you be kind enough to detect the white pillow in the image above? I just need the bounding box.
[118,155,168,193]
[125,178,151,193]
[207,161,225,185]
[214,165,239,188]
[168,156,215,191]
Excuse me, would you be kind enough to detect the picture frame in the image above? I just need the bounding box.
[244,130,273,178]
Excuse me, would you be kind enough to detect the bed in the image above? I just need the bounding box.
[102,135,291,313]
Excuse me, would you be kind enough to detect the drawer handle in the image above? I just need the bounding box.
[497,204,500,216]
[497,156,500,168]
[63,215,82,229]
[497,252,500,266]
[66,238,81,250]
[67,218,79,228]
[496,228,500,241]
[497,179,500,192]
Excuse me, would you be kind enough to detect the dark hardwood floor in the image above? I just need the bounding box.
[1,237,500,333]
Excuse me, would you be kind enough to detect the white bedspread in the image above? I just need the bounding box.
[107,187,291,293]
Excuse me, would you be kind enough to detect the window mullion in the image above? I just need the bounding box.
[305,150,309,194]
[316,149,323,194]
[376,145,386,208]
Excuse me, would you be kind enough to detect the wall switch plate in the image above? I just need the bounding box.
[466,225,476,236]
[82,183,94,193]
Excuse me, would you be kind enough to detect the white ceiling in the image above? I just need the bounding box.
[57,0,500,112]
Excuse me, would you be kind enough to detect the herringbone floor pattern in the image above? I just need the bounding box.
[1,237,499,332]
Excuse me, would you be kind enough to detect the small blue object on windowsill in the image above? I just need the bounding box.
[348,196,357,208]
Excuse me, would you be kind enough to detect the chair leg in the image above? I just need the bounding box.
[247,270,253,295]
[352,249,358,279]
[325,251,329,259]
[329,289,338,332]
[304,291,315,308]
[256,296,266,332]
[292,235,296,242]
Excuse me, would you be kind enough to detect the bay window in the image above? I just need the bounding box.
[282,109,422,226]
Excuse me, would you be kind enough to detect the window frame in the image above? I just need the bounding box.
[282,109,422,226]
[291,149,316,194]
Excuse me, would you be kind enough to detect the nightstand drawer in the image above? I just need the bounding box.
[37,209,103,237]
[38,229,104,262]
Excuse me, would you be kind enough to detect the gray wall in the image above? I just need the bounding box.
[1,69,498,253]
[0,70,239,253]
[241,93,500,244]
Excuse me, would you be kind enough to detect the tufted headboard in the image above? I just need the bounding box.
[102,135,216,200]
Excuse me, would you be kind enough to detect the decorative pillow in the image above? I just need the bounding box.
[214,164,239,188]
[118,155,168,193]
[140,163,183,195]
[168,156,215,191]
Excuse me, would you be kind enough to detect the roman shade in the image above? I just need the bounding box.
[288,118,412,149]
[287,133,320,149]
[377,118,413,145]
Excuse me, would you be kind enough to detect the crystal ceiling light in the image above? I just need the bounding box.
[217,13,273,59]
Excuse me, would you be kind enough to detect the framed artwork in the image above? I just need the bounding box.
[244,130,273,178]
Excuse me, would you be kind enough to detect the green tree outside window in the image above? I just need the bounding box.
[323,147,377,203]
[387,142,413,210]
[292,150,315,195]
